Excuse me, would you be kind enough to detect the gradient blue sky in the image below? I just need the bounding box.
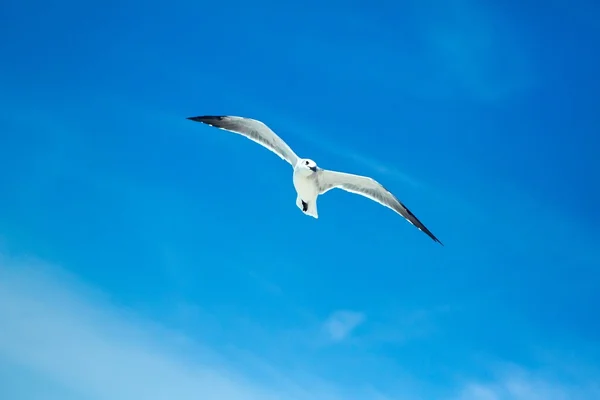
[1,0,599,399]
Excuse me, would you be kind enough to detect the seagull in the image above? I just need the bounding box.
[187,115,443,245]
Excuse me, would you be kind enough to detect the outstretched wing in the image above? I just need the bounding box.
[317,169,442,245]
[187,115,299,167]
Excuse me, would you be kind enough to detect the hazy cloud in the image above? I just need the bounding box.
[454,364,600,400]
[323,310,366,342]
[0,255,367,400]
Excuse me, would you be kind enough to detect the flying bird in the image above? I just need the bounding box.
[187,115,443,245]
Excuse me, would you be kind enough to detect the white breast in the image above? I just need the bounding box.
[293,170,319,201]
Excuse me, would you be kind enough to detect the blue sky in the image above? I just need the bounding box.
[1,0,599,398]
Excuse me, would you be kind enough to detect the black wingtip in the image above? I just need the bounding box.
[412,218,443,246]
[425,230,444,246]
[186,115,225,124]
[400,202,444,246]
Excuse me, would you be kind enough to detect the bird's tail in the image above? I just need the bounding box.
[305,200,318,219]
[296,196,319,219]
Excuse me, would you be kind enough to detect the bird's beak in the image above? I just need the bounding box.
[310,166,317,172]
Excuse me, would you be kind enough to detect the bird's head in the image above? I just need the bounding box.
[298,158,318,173]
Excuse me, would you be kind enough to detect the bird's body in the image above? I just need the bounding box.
[187,115,443,245]
[293,161,320,218]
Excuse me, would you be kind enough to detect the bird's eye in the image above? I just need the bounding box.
[305,161,309,165]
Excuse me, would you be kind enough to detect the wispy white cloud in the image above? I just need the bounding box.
[323,310,365,342]
[454,363,600,400]
[0,254,376,400]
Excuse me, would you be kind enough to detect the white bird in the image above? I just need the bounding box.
[187,115,443,245]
